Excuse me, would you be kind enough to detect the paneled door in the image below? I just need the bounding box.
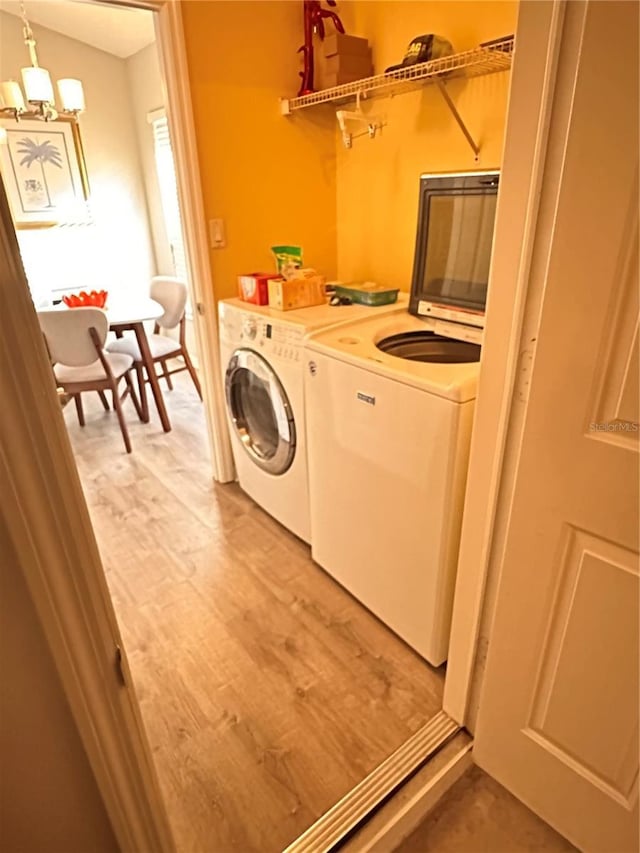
[474,2,639,852]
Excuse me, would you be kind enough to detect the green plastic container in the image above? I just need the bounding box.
[332,282,399,306]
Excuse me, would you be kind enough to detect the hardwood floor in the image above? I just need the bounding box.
[65,374,445,853]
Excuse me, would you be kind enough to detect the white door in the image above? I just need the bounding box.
[474,2,639,852]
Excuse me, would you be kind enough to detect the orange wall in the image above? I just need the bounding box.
[181,1,337,300]
[335,1,518,291]
[180,1,517,301]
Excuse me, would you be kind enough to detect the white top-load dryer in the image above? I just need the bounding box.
[218,297,407,543]
[304,171,499,664]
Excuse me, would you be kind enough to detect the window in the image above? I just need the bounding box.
[151,113,188,284]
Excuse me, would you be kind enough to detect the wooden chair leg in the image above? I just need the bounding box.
[124,371,144,421]
[74,393,85,426]
[97,390,110,411]
[112,380,132,454]
[136,363,149,423]
[182,350,203,400]
[161,360,173,391]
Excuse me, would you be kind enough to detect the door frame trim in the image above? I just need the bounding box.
[134,0,235,482]
[0,181,175,851]
[443,0,567,726]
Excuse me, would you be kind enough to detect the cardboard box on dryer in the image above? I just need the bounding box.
[268,273,326,311]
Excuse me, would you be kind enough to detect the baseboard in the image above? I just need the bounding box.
[341,731,473,852]
[284,711,460,853]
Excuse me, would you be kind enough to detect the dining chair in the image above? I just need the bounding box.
[107,276,202,421]
[38,307,142,454]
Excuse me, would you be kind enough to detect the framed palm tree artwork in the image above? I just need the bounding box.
[0,116,90,228]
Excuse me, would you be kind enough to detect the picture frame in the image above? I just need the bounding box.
[0,115,90,229]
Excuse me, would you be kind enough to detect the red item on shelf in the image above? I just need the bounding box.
[297,0,345,96]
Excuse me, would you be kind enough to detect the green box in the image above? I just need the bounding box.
[333,283,400,306]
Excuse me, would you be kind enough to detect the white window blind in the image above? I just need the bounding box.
[151,115,188,284]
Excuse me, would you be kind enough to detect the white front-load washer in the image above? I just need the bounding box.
[304,312,481,665]
[218,297,407,543]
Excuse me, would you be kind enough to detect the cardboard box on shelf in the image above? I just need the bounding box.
[268,276,326,311]
[238,272,280,305]
[325,51,373,77]
[323,70,373,88]
[323,32,370,59]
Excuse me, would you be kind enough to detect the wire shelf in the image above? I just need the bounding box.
[280,38,514,114]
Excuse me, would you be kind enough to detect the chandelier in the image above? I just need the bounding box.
[0,1,86,122]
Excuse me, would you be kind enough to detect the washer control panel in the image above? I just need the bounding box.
[220,308,305,362]
[260,321,304,361]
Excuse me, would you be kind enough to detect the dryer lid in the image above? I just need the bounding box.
[409,171,500,328]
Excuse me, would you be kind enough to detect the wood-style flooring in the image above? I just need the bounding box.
[65,373,445,853]
[396,765,577,853]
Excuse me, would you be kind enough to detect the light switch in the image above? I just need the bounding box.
[209,218,226,249]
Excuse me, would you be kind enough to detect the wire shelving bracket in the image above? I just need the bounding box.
[280,38,514,159]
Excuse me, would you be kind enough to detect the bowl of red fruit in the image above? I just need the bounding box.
[62,290,108,308]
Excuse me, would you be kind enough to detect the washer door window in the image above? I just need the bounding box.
[225,349,296,475]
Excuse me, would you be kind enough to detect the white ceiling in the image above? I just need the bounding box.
[0,0,156,59]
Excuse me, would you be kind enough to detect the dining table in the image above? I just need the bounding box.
[106,297,172,433]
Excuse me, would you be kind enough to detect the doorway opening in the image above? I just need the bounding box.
[0,0,537,849]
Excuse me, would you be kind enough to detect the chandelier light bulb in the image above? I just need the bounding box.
[57,78,85,113]
[21,65,54,104]
[0,80,26,111]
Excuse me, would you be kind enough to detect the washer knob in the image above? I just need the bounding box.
[243,318,258,340]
